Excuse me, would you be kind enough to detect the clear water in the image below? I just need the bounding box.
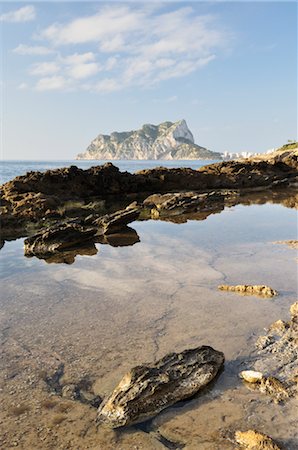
[0,161,297,449]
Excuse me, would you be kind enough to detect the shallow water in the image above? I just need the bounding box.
[0,199,297,449]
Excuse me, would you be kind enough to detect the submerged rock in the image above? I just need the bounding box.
[218,284,278,297]
[97,346,224,428]
[235,430,281,450]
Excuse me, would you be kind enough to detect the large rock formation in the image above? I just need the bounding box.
[1,144,297,241]
[97,346,224,428]
[76,120,222,160]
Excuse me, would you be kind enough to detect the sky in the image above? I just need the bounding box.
[1,1,297,160]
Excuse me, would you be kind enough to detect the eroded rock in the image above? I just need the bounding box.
[242,302,298,401]
[218,285,278,297]
[97,346,224,428]
[143,191,225,220]
[24,206,141,261]
[24,221,97,258]
[240,371,289,403]
[93,206,141,234]
[235,430,281,450]
[273,239,298,249]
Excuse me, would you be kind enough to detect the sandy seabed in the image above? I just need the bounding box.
[0,202,297,449]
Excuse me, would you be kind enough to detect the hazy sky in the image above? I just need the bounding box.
[1,1,297,160]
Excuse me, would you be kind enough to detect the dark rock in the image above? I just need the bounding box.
[42,243,98,265]
[96,226,140,247]
[97,345,224,428]
[24,221,97,258]
[143,191,224,219]
[93,206,141,234]
[1,147,297,237]
[23,207,141,261]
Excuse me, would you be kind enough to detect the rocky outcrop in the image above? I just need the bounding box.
[24,206,141,262]
[1,146,297,241]
[240,302,298,404]
[76,120,221,160]
[235,430,281,450]
[218,285,278,297]
[251,302,298,392]
[143,191,225,219]
[97,346,224,428]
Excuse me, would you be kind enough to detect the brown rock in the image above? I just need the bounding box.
[1,146,297,237]
[97,346,224,428]
[235,430,281,449]
[218,284,278,298]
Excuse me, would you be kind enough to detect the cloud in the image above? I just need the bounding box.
[35,76,67,92]
[94,78,121,93]
[0,5,36,23]
[16,5,230,93]
[13,44,54,56]
[67,62,100,80]
[41,6,145,45]
[30,62,60,76]
[62,52,95,65]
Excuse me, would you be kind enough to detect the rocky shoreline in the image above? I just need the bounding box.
[1,144,297,260]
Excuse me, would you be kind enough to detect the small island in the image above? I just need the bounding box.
[76,119,223,161]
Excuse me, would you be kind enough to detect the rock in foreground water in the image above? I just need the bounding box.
[218,284,278,297]
[97,346,224,428]
[235,430,281,450]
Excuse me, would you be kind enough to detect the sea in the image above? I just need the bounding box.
[0,159,297,448]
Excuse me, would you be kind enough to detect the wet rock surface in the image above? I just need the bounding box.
[218,285,278,297]
[97,346,224,428]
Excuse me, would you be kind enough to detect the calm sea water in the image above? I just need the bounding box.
[0,159,219,185]
[0,159,297,448]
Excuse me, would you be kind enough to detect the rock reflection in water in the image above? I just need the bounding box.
[25,226,140,264]
[42,243,98,265]
[96,226,140,247]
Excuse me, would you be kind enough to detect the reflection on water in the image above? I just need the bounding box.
[0,200,297,449]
